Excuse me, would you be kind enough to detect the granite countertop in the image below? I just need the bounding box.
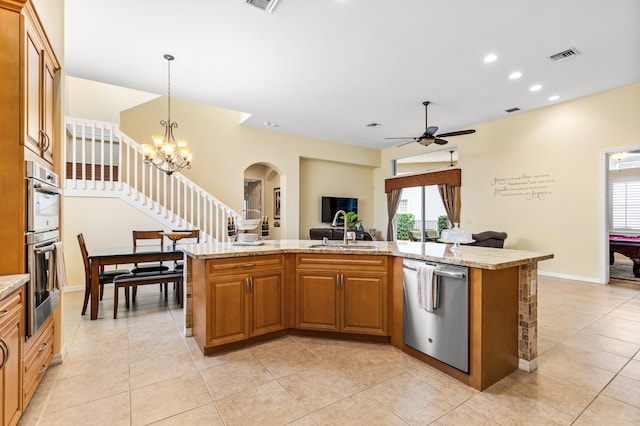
[180,239,553,270]
[0,274,30,301]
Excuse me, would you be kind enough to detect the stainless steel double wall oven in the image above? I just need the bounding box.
[25,161,61,338]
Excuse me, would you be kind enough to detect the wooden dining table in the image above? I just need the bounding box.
[88,246,184,319]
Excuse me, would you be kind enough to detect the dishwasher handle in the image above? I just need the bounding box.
[403,263,466,280]
[435,269,466,280]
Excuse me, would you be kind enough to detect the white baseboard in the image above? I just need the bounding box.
[51,342,68,366]
[538,270,604,284]
[62,285,85,293]
[518,358,538,372]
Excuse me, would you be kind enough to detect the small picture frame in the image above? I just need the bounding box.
[274,187,281,219]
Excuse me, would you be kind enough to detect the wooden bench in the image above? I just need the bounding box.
[112,270,184,318]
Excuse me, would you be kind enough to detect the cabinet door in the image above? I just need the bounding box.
[22,8,58,165]
[341,272,388,336]
[41,53,55,164]
[24,21,42,156]
[207,275,250,346]
[0,311,22,426]
[250,270,285,337]
[296,270,339,332]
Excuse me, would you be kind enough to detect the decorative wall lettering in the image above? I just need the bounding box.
[490,173,555,200]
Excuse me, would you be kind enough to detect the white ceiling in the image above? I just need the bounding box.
[64,0,640,150]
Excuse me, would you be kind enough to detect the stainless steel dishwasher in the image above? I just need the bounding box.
[403,258,469,373]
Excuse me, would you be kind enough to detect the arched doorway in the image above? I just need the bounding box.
[244,163,283,240]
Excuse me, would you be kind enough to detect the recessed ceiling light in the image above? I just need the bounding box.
[529,84,543,92]
[548,95,560,101]
[264,121,279,127]
[509,71,522,80]
[483,53,498,63]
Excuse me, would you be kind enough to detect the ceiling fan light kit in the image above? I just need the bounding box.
[386,101,476,148]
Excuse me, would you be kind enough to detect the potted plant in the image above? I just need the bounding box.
[340,211,362,231]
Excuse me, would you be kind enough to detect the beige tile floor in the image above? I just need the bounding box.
[17,275,640,425]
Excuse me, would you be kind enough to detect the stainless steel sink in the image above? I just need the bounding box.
[308,244,380,250]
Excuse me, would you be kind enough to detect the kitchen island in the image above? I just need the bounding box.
[180,240,552,390]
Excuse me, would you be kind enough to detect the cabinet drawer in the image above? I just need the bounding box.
[0,290,23,322]
[207,255,284,276]
[296,254,388,271]
[23,316,53,406]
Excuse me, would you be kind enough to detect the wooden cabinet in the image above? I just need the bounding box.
[22,315,53,409]
[0,288,24,426]
[201,255,285,348]
[296,254,388,336]
[22,2,59,165]
[0,1,59,276]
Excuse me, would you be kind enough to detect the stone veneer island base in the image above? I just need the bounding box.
[181,240,552,391]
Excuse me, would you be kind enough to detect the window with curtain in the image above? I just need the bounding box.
[611,178,640,231]
[386,164,459,241]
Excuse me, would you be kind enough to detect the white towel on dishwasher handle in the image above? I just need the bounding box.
[417,263,437,312]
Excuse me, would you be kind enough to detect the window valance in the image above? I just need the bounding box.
[384,168,461,192]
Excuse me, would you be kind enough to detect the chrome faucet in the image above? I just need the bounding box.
[332,209,349,245]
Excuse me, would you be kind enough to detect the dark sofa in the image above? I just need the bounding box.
[309,228,374,241]
[467,231,508,248]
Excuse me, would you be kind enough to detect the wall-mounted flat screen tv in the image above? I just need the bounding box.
[322,196,358,224]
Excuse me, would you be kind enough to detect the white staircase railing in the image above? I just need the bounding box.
[63,117,240,243]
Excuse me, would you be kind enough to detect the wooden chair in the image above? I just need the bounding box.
[131,230,170,273]
[77,233,130,315]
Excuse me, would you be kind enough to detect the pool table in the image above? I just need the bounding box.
[609,235,640,277]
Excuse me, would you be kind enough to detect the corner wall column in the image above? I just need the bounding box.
[518,262,538,372]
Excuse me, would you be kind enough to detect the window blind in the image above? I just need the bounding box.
[611,180,640,230]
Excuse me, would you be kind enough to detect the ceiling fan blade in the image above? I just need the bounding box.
[395,140,415,147]
[435,129,476,138]
[425,126,438,137]
[433,138,449,145]
[385,136,417,140]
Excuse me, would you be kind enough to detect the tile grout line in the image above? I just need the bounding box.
[569,347,640,424]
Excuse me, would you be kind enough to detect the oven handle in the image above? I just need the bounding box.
[35,245,56,254]
[33,181,62,195]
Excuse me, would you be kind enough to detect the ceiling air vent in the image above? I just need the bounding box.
[505,107,520,113]
[549,47,580,62]
[245,0,280,13]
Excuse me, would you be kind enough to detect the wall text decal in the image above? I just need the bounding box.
[490,173,555,200]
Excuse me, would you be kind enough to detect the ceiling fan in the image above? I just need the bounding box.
[386,101,476,147]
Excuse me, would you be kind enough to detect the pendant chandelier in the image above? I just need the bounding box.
[141,54,192,176]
